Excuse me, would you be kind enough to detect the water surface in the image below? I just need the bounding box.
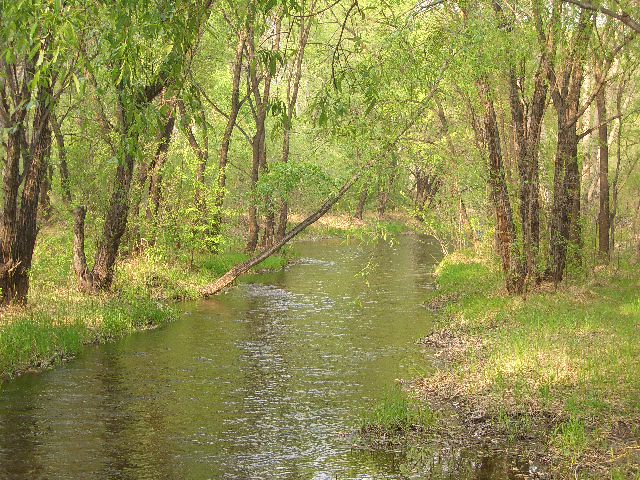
[0,235,535,479]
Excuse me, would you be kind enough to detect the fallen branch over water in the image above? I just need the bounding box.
[200,165,369,296]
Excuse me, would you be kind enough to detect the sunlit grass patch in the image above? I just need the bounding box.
[416,255,640,475]
[359,386,436,435]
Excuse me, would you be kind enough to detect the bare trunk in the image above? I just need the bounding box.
[508,57,547,284]
[215,32,246,232]
[545,10,590,283]
[377,189,389,218]
[595,70,610,260]
[147,114,175,220]
[355,186,368,220]
[246,126,262,252]
[50,111,72,205]
[90,150,136,289]
[246,18,281,252]
[276,8,313,241]
[479,82,524,294]
[39,163,53,220]
[0,86,52,305]
[73,206,94,290]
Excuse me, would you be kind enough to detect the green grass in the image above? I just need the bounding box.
[0,227,289,379]
[360,386,436,435]
[0,296,174,377]
[420,252,640,476]
[199,251,289,276]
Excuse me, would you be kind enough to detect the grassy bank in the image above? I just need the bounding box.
[0,228,288,380]
[414,252,640,478]
[0,212,401,381]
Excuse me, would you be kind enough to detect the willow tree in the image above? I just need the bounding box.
[73,0,212,292]
[0,0,79,304]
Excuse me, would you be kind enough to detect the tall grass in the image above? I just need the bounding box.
[359,386,436,435]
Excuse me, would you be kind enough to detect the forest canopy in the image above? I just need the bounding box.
[1,0,640,303]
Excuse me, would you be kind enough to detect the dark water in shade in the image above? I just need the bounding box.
[0,235,538,479]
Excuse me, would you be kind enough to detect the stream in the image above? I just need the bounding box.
[0,235,536,479]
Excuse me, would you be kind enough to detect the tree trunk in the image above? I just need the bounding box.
[377,189,389,218]
[90,150,136,289]
[215,31,246,233]
[74,91,140,292]
[355,186,368,220]
[246,17,281,252]
[595,68,610,260]
[202,158,373,296]
[39,163,53,220]
[50,111,72,205]
[508,58,547,284]
[545,9,590,283]
[0,86,52,305]
[479,81,524,294]
[147,113,175,220]
[276,7,313,241]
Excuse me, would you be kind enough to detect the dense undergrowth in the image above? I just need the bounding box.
[414,251,640,478]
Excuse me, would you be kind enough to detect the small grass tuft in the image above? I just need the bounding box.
[360,386,436,435]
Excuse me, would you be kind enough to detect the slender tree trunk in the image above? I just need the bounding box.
[215,31,246,232]
[147,113,175,220]
[595,67,610,260]
[276,6,313,241]
[246,17,281,252]
[178,99,208,210]
[377,189,389,218]
[549,100,582,282]
[50,111,72,205]
[479,82,524,294]
[508,58,547,284]
[355,185,368,220]
[246,122,262,252]
[545,10,590,283]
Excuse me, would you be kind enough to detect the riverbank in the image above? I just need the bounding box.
[413,252,640,479]
[0,213,400,380]
[0,228,288,380]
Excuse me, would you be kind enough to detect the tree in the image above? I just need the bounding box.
[73,0,212,291]
[0,0,77,304]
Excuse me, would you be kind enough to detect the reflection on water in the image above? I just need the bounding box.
[0,235,534,479]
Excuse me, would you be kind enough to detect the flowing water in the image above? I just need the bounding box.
[0,235,536,479]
